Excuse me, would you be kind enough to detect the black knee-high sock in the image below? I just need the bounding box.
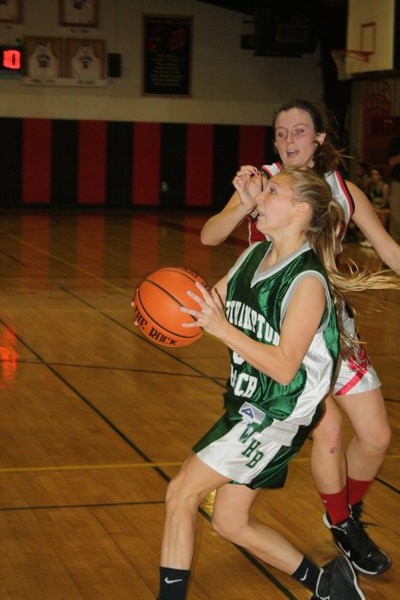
[158,567,190,600]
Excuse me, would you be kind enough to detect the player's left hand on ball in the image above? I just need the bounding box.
[181,282,227,336]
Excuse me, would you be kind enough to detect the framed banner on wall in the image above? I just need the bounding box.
[59,0,98,27]
[142,14,192,96]
[24,36,63,78]
[0,0,22,23]
[65,38,105,80]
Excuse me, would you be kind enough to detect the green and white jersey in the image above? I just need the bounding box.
[194,240,339,489]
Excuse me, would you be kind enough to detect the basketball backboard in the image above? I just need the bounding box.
[345,0,396,75]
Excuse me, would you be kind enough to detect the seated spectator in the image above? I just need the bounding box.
[360,167,391,246]
[369,167,390,232]
[353,161,371,195]
[369,167,390,209]
[345,161,372,243]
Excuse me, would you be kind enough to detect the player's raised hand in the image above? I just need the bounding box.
[233,166,262,212]
[181,282,228,338]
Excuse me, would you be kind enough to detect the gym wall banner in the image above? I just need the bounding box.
[142,14,192,97]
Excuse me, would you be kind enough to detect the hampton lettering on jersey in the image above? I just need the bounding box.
[226,300,279,399]
[225,300,279,344]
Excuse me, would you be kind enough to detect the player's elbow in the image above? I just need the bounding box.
[200,232,213,246]
[200,229,223,246]
[273,362,299,386]
[276,373,295,386]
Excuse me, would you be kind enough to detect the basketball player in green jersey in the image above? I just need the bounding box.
[201,99,400,577]
[157,167,393,600]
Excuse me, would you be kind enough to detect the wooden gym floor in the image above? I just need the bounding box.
[0,208,398,599]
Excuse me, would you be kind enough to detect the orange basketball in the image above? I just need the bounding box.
[133,267,208,348]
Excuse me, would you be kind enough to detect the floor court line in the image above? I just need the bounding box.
[3,454,400,475]
[0,462,183,474]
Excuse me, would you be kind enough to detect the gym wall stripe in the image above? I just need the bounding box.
[212,125,240,209]
[239,125,269,170]
[0,117,22,206]
[185,124,213,207]
[51,119,79,205]
[78,120,107,205]
[22,118,52,204]
[2,118,273,207]
[132,122,161,206]
[160,123,186,208]
[106,121,132,206]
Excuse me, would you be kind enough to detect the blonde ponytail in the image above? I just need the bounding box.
[283,167,400,358]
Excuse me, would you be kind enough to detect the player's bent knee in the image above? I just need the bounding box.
[211,511,244,544]
[376,422,391,451]
[165,477,201,515]
[312,411,343,448]
[361,422,392,454]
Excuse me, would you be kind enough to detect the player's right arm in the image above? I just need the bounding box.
[183,276,326,386]
[200,165,261,246]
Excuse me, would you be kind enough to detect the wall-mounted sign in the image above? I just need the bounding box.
[142,14,192,97]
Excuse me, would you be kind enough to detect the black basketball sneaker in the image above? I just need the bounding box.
[311,555,365,599]
[323,504,391,576]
